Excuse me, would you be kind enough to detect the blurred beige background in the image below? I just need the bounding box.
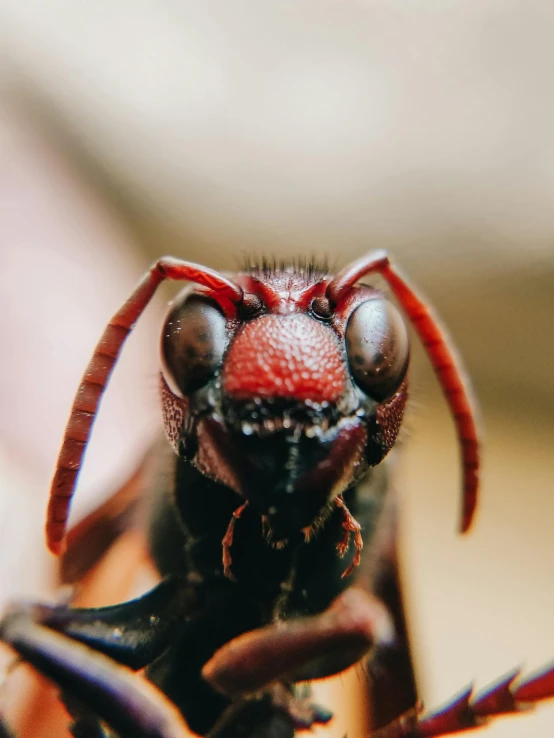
[0,1,553,736]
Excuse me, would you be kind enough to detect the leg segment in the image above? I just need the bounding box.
[0,611,192,738]
[2,576,196,671]
[370,662,554,737]
[222,501,249,581]
[334,495,363,578]
[202,587,393,697]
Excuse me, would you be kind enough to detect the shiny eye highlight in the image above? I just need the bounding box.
[345,298,409,402]
[161,295,227,396]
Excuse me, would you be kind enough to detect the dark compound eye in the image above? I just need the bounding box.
[161,295,227,396]
[345,298,410,402]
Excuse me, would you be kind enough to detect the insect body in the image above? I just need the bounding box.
[0,251,551,738]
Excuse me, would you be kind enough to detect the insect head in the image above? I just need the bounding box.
[45,251,479,579]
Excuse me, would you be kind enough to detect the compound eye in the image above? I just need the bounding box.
[161,295,227,396]
[345,298,409,402]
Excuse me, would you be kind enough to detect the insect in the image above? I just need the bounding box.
[0,250,552,738]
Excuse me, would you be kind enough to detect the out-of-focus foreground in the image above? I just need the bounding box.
[0,2,553,737]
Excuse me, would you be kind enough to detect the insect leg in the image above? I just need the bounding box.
[202,587,393,697]
[369,662,554,737]
[0,610,192,738]
[2,576,197,671]
[334,495,363,578]
[201,588,390,734]
[222,501,249,581]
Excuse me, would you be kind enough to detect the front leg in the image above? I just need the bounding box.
[0,609,192,738]
[3,576,197,671]
[0,576,199,737]
[202,587,393,729]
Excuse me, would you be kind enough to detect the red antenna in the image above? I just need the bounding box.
[327,250,480,533]
[46,258,243,555]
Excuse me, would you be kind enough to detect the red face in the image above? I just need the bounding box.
[159,262,410,543]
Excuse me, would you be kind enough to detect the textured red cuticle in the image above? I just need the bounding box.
[222,315,347,403]
[159,373,188,453]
